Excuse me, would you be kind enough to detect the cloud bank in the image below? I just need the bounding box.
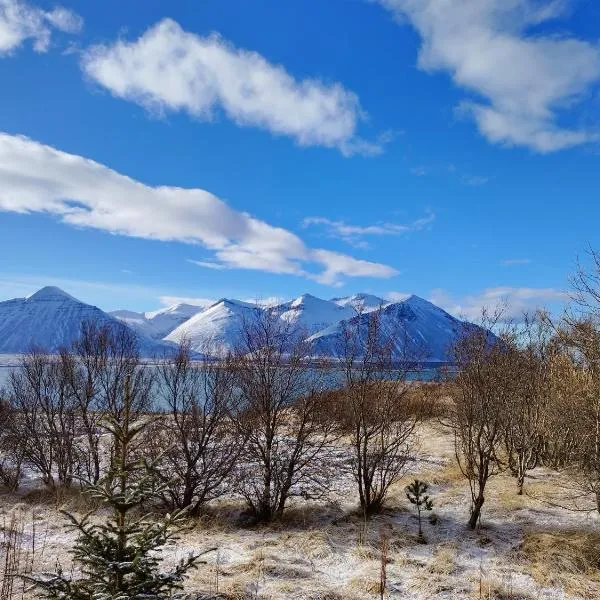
[0,132,398,285]
[379,0,600,152]
[81,18,379,155]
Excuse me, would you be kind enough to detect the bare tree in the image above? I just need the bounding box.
[501,312,553,495]
[7,349,79,489]
[336,306,427,517]
[231,309,338,523]
[149,342,243,514]
[557,319,600,513]
[450,314,508,529]
[0,396,23,490]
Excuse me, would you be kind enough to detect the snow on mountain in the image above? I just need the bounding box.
[1,288,485,362]
[109,309,156,338]
[332,293,386,312]
[145,303,206,339]
[273,294,356,335]
[0,286,167,356]
[308,294,478,362]
[111,303,206,339]
[165,299,260,355]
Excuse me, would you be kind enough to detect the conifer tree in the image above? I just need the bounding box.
[406,479,433,542]
[32,376,204,600]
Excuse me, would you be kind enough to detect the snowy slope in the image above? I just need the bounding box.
[109,309,156,338]
[331,293,386,312]
[145,303,206,339]
[164,299,261,355]
[0,286,167,356]
[111,303,205,339]
[272,294,356,335]
[308,295,478,362]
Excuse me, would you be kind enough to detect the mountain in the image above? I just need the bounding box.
[308,295,477,363]
[109,309,156,338]
[332,293,386,312]
[165,298,260,355]
[0,288,484,363]
[0,286,167,356]
[273,294,356,335]
[111,303,205,339]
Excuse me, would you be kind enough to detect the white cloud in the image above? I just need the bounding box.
[310,249,398,286]
[501,258,532,266]
[0,0,82,55]
[379,0,600,152]
[80,18,378,155]
[187,259,227,270]
[429,286,568,321]
[0,132,398,285]
[303,210,434,247]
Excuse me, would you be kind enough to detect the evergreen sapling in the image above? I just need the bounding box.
[406,479,433,542]
[31,376,209,600]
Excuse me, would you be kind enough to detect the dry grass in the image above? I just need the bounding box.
[472,577,536,600]
[428,542,458,576]
[521,528,600,597]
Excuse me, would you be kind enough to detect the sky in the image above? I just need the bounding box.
[0,0,598,319]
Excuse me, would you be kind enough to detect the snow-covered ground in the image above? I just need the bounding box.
[1,422,598,599]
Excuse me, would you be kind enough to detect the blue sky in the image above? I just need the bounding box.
[0,0,598,318]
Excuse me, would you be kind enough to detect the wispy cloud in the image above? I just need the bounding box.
[0,273,162,307]
[0,0,82,55]
[410,166,428,177]
[0,132,398,286]
[430,286,568,321]
[501,258,532,266]
[379,0,600,152]
[303,210,434,247]
[461,175,489,187]
[187,259,227,270]
[409,163,488,186]
[80,18,381,156]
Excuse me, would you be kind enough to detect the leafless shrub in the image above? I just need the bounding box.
[148,341,243,514]
[449,312,507,529]
[231,309,340,523]
[7,349,79,489]
[335,306,429,517]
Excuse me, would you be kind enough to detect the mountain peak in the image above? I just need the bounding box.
[290,293,324,308]
[27,286,78,303]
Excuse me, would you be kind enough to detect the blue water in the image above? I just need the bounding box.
[0,361,450,399]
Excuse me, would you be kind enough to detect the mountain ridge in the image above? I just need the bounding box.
[1,287,481,362]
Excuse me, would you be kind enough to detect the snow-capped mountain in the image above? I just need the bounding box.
[0,288,483,363]
[111,303,206,340]
[0,286,167,356]
[165,298,260,355]
[332,293,386,312]
[308,295,477,362]
[273,294,356,335]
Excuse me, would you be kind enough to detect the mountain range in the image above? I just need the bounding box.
[0,286,478,362]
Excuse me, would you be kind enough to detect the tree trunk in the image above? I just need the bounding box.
[468,494,484,530]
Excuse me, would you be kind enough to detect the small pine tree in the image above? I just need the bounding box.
[405,479,433,542]
[31,376,206,600]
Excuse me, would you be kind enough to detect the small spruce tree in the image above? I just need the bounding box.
[406,479,433,542]
[32,376,205,600]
